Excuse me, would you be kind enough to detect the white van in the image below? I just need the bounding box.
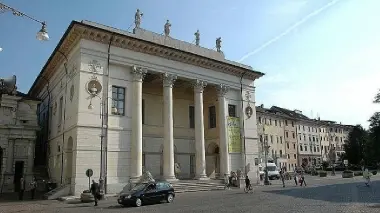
[259,163,280,180]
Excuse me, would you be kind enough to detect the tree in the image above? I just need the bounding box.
[366,112,380,165]
[374,89,380,103]
[343,125,368,165]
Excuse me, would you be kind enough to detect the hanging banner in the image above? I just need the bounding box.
[227,117,242,153]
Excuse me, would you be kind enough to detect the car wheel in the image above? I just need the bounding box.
[166,194,174,203]
[135,198,142,207]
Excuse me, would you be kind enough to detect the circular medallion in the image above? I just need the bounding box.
[86,79,102,96]
[245,106,253,119]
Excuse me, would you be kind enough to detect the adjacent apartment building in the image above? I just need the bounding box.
[256,105,353,170]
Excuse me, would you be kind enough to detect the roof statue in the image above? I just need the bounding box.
[164,20,171,36]
[194,30,200,46]
[134,9,143,29]
[216,37,222,52]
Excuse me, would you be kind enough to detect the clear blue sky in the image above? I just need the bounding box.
[0,0,379,127]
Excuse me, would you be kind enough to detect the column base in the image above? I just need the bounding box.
[162,176,178,182]
[194,174,209,181]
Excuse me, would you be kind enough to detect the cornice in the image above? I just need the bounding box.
[29,21,263,97]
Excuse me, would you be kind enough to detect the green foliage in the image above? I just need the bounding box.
[344,125,368,165]
[374,89,380,103]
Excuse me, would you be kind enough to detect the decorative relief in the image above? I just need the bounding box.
[53,102,57,115]
[86,76,102,96]
[245,90,253,119]
[162,73,177,87]
[192,79,207,93]
[216,84,229,97]
[68,64,77,79]
[131,66,147,82]
[69,85,75,101]
[88,60,102,73]
[134,9,143,29]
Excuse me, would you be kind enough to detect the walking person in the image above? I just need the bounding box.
[90,180,100,206]
[293,168,298,186]
[300,171,307,187]
[18,177,26,200]
[280,169,285,188]
[30,177,37,199]
[363,168,372,186]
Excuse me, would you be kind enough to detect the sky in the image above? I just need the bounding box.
[0,0,379,127]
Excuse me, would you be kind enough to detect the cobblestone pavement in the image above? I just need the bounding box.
[1,175,380,213]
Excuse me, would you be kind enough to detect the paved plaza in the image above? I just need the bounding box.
[1,175,380,213]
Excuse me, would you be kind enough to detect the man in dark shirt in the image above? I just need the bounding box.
[245,175,251,189]
[90,180,100,206]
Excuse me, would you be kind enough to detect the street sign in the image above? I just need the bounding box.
[86,169,93,177]
[85,169,93,190]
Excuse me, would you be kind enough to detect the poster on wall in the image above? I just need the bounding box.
[227,117,242,153]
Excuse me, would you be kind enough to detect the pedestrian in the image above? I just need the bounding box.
[300,172,307,187]
[293,169,298,186]
[280,169,285,188]
[224,174,230,190]
[363,168,371,186]
[90,180,100,206]
[30,177,37,199]
[19,177,25,200]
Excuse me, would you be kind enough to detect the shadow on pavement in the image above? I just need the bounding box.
[0,191,45,203]
[263,180,380,204]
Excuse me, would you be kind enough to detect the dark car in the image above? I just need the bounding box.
[118,181,175,207]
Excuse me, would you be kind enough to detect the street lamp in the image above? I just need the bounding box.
[87,85,117,197]
[0,3,49,43]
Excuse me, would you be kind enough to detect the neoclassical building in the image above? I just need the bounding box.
[0,76,40,192]
[28,19,263,195]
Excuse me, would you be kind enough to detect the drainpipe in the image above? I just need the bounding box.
[57,50,69,185]
[239,71,249,176]
[101,34,114,194]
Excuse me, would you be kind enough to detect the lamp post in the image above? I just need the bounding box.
[263,125,270,185]
[87,85,117,197]
[0,2,49,45]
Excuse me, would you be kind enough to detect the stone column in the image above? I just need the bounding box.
[130,66,147,181]
[193,80,208,180]
[217,84,230,177]
[6,139,15,173]
[27,140,35,175]
[162,73,177,181]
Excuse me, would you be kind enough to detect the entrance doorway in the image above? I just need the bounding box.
[206,143,220,178]
[14,161,24,192]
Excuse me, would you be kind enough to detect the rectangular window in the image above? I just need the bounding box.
[269,119,272,125]
[258,117,262,124]
[189,106,195,128]
[209,106,216,128]
[285,131,289,138]
[299,134,302,140]
[292,132,295,138]
[228,104,236,117]
[276,136,279,143]
[293,144,296,149]
[112,86,125,115]
[291,121,294,127]
[279,121,282,127]
[270,135,273,143]
[294,154,296,159]
[285,120,288,126]
[280,136,283,143]
[287,143,289,149]
[58,96,63,124]
[300,145,303,151]
[305,146,307,151]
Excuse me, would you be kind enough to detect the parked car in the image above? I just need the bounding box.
[118,181,175,207]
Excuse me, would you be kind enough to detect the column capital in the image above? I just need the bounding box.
[193,79,207,93]
[131,66,147,82]
[216,84,229,97]
[162,73,177,88]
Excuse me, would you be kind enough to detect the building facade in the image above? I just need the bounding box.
[0,77,40,192]
[28,20,263,195]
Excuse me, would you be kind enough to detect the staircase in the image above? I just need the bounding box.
[170,180,225,193]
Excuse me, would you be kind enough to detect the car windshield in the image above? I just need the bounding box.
[132,183,147,191]
[266,166,277,171]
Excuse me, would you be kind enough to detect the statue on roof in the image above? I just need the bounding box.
[164,20,171,36]
[216,37,222,52]
[194,30,200,46]
[134,9,143,29]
